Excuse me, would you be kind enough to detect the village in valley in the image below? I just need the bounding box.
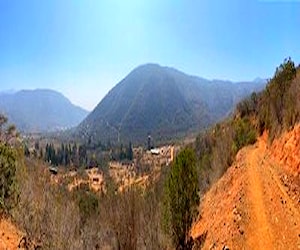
[23,133,178,194]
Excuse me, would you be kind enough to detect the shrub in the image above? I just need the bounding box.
[74,184,99,226]
[232,117,257,152]
[163,147,199,249]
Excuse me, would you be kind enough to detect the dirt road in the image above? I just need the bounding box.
[246,139,300,249]
[192,138,300,249]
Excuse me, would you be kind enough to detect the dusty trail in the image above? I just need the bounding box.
[246,141,274,249]
[192,137,300,249]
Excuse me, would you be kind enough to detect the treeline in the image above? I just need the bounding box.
[110,142,133,162]
[44,143,87,167]
[258,58,299,139]
[237,57,299,140]
[24,140,134,168]
[84,137,134,162]
[195,58,299,192]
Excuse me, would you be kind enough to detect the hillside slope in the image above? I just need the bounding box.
[77,64,265,144]
[191,131,300,249]
[0,89,88,133]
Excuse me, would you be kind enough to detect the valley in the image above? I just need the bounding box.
[0,1,299,249]
[49,144,177,194]
[0,60,299,249]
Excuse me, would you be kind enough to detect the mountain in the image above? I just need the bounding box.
[76,64,265,144]
[0,89,88,133]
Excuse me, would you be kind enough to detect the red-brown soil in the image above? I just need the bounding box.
[0,218,23,249]
[192,129,300,249]
[271,124,300,174]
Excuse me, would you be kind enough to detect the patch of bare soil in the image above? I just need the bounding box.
[0,218,23,249]
[192,129,300,249]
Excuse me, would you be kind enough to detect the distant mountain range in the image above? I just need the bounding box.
[0,89,88,133]
[76,64,266,144]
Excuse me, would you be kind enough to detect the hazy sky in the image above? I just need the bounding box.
[0,0,299,110]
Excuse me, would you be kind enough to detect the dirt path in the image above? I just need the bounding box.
[245,139,300,249]
[192,137,300,249]
[246,141,274,249]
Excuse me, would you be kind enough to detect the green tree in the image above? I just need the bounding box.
[0,115,19,214]
[127,141,133,161]
[78,144,87,167]
[0,143,18,213]
[163,147,199,250]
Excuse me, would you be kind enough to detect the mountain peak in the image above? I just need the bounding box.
[253,77,267,83]
[76,65,265,144]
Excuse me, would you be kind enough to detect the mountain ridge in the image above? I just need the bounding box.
[76,63,266,144]
[0,89,88,133]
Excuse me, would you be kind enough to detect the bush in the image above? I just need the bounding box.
[232,117,257,152]
[163,147,199,249]
[73,184,99,226]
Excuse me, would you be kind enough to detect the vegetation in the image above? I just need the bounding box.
[13,157,168,249]
[195,116,257,192]
[24,139,134,171]
[258,58,298,139]
[2,59,299,249]
[0,115,19,215]
[0,143,18,214]
[195,58,299,192]
[163,148,199,249]
[73,183,99,226]
[44,142,87,167]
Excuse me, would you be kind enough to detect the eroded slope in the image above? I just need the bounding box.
[192,130,300,249]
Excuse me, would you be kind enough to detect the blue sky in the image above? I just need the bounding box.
[0,0,299,110]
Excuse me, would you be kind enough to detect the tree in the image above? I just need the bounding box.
[0,115,19,214]
[79,144,87,167]
[0,143,18,213]
[24,144,30,157]
[127,142,133,161]
[163,147,199,249]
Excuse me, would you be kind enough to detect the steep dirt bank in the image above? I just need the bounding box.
[192,130,300,249]
[271,124,300,174]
